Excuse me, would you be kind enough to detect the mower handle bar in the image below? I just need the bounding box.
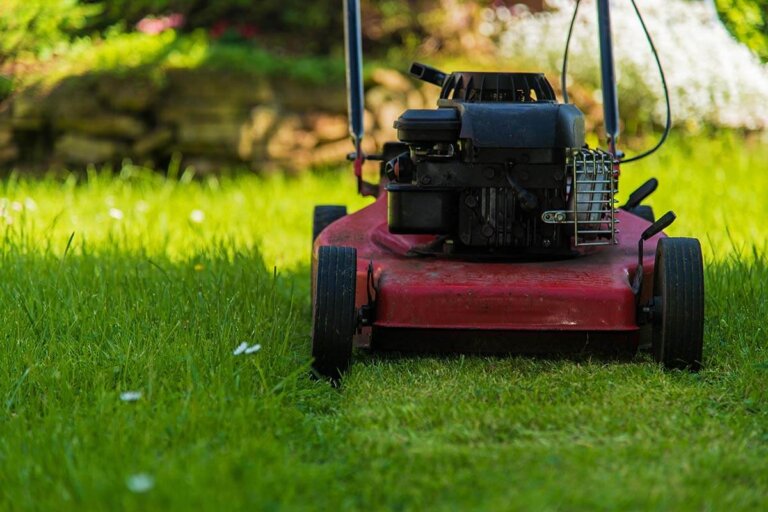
[344,0,365,154]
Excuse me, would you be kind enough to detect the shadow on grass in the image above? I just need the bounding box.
[355,346,645,369]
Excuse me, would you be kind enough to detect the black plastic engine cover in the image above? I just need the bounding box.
[445,101,585,148]
[394,109,460,143]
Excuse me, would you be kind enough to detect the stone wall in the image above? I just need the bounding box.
[0,68,437,173]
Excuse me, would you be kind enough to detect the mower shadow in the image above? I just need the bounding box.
[355,346,647,368]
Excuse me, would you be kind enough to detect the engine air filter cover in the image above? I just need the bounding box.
[440,72,556,103]
[393,108,461,143]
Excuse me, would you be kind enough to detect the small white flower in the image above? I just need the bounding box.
[11,201,22,212]
[189,209,205,223]
[109,208,124,220]
[126,473,154,493]
[120,391,142,402]
[135,200,149,213]
[234,342,261,356]
[24,198,37,211]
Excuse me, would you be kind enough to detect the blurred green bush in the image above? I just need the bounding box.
[0,0,99,100]
[0,0,98,63]
[80,0,344,53]
[76,0,494,56]
[1,1,765,61]
[715,0,768,62]
[2,0,766,133]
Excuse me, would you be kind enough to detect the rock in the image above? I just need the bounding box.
[157,101,248,124]
[310,139,356,166]
[181,157,222,175]
[165,69,274,104]
[176,122,243,157]
[407,89,428,110]
[45,84,148,139]
[307,113,348,142]
[4,67,434,172]
[12,89,45,129]
[279,81,347,112]
[266,116,302,160]
[54,134,126,164]
[45,79,101,117]
[133,127,174,156]
[422,86,440,106]
[256,159,293,176]
[97,76,157,112]
[365,86,397,112]
[294,129,318,150]
[240,106,284,160]
[0,145,18,164]
[0,101,11,120]
[364,110,375,132]
[371,69,412,93]
[375,103,403,137]
[249,106,280,141]
[0,127,13,147]
[53,114,147,140]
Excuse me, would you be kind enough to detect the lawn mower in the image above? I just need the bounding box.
[311,0,704,380]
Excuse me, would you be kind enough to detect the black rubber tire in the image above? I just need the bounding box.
[312,246,357,381]
[630,205,655,223]
[651,237,705,371]
[313,205,347,242]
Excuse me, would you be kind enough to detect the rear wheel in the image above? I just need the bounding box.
[312,246,357,381]
[310,206,347,303]
[651,237,704,370]
[313,205,347,242]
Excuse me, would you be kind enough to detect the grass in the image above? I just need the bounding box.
[0,134,766,510]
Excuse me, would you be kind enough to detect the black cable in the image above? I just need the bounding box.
[561,0,582,104]
[620,0,671,163]
[560,0,671,162]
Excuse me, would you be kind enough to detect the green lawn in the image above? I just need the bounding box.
[0,134,767,510]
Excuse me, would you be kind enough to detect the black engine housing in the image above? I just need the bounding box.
[385,70,585,255]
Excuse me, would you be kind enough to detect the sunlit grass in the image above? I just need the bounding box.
[0,165,371,270]
[617,132,768,260]
[0,134,764,269]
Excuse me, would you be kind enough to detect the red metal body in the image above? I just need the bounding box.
[313,193,660,352]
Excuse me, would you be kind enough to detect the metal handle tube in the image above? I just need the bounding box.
[597,0,619,155]
[344,0,365,154]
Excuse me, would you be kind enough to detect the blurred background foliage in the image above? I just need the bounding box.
[0,0,766,155]
[715,0,768,62]
[2,0,766,64]
[2,0,765,80]
[3,1,764,60]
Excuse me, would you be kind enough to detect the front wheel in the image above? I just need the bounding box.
[312,246,357,381]
[651,237,705,371]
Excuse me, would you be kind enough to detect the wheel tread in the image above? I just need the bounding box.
[653,237,704,371]
[312,245,357,380]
